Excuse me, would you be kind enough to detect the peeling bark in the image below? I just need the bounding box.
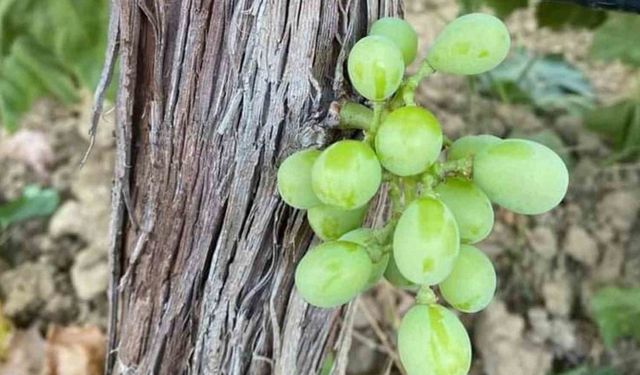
[99,0,402,374]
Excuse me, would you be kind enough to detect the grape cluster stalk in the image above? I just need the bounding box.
[276,13,569,375]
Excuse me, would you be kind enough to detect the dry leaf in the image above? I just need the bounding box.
[0,327,46,375]
[0,129,54,178]
[44,325,105,375]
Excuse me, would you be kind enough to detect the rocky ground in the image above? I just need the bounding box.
[0,2,638,375]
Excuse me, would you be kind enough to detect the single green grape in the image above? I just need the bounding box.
[427,13,511,75]
[375,106,443,176]
[308,205,368,241]
[311,140,382,210]
[448,134,501,161]
[473,139,569,215]
[398,304,472,375]
[347,36,405,101]
[340,228,389,289]
[435,178,494,244]
[370,17,418,65]
[384,256,417,290]
[439,244,496,313]
[295,241,372,308]
[276,148,322,209]
[393,197,460,285]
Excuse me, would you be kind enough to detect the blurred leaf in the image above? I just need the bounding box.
[0,0,110,131]
[585,100,640,162]
[485,0,528,18]
[0,185,59,228]
[536,2,607,30]
[319,352,335,375]
[510,129,574,167]
[479,48,595,114]
[591,287,640,348]
[591,14,640,67]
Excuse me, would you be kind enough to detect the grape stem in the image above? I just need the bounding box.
[391,60,436,109]
[363,102,384,145]
[415,286,438,305]
[338,101,373,131]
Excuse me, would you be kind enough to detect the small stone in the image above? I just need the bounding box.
[563,226,599,267]
[595,244,625,283]
[48,201,88,240]
[597,191,640,233]
[528,227,557,259]
[542,276,573,317]
[475,301,552,375]
[0,262,56,323]
[70,247,109,301]
[527,308,551,344]
[549,319,577,353]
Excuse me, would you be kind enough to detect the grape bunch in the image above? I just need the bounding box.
[277,13,568,375]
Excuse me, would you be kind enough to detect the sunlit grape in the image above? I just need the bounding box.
[448,134,501,161]
[439,244,496,313]
[347,36,405,101]
[295,241,372,308]
[276,148,322,209]
[435,178,494,244]
[375,106,443,176]
[393,197,460,285]
[473,139,569,215]
[427,13,511,75]
[370,17,418,65]
[398,304,472,375]
[308,205,368,241]
[312,140,382,210]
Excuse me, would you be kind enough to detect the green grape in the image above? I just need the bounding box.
[375,106,443,176]
[276,148,322,209]
[427,13,510,75]
[439,244,496,313]
[448,134,501,161]
[473,139,569,215]
[340,228,389,289]
[347,36,405,101]
[384,256,417,290]
[435,178,494,244]
[393,197,460,285]
[398,304,472,375]
[308,205,368,241]
[370,17,418,65]
[312,140,382,210]
[295,241,372,308]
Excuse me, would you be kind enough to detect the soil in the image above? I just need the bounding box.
[0,1,638,375]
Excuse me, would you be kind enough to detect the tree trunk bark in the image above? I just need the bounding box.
[96,0,402,374]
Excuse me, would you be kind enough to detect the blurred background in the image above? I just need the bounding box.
[0,0,638,374]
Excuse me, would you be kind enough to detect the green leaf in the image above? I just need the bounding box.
[591,14,640,67]
[536,1,607,30]
[585,100,640,162]
[479,48,595,114]
[484,0,528,18]
[0,185,59,228]
[590,287,640,348]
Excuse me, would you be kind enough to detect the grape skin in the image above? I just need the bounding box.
[312,140,382,210]
[276,148,322,209]
[375,107,443,176]
[439,244,496,313]
[427,13,510,75]
[473,139,569,215]
[340,228,389,289]
[435,178,494,244]
[384,256,417,290]
[295,241,372,308]
[393,197,460,285]
[448,134,501,161]
[398,304,472,375]
[370,17,418,65]
[308,205,368,241]
[347,36,405,101]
